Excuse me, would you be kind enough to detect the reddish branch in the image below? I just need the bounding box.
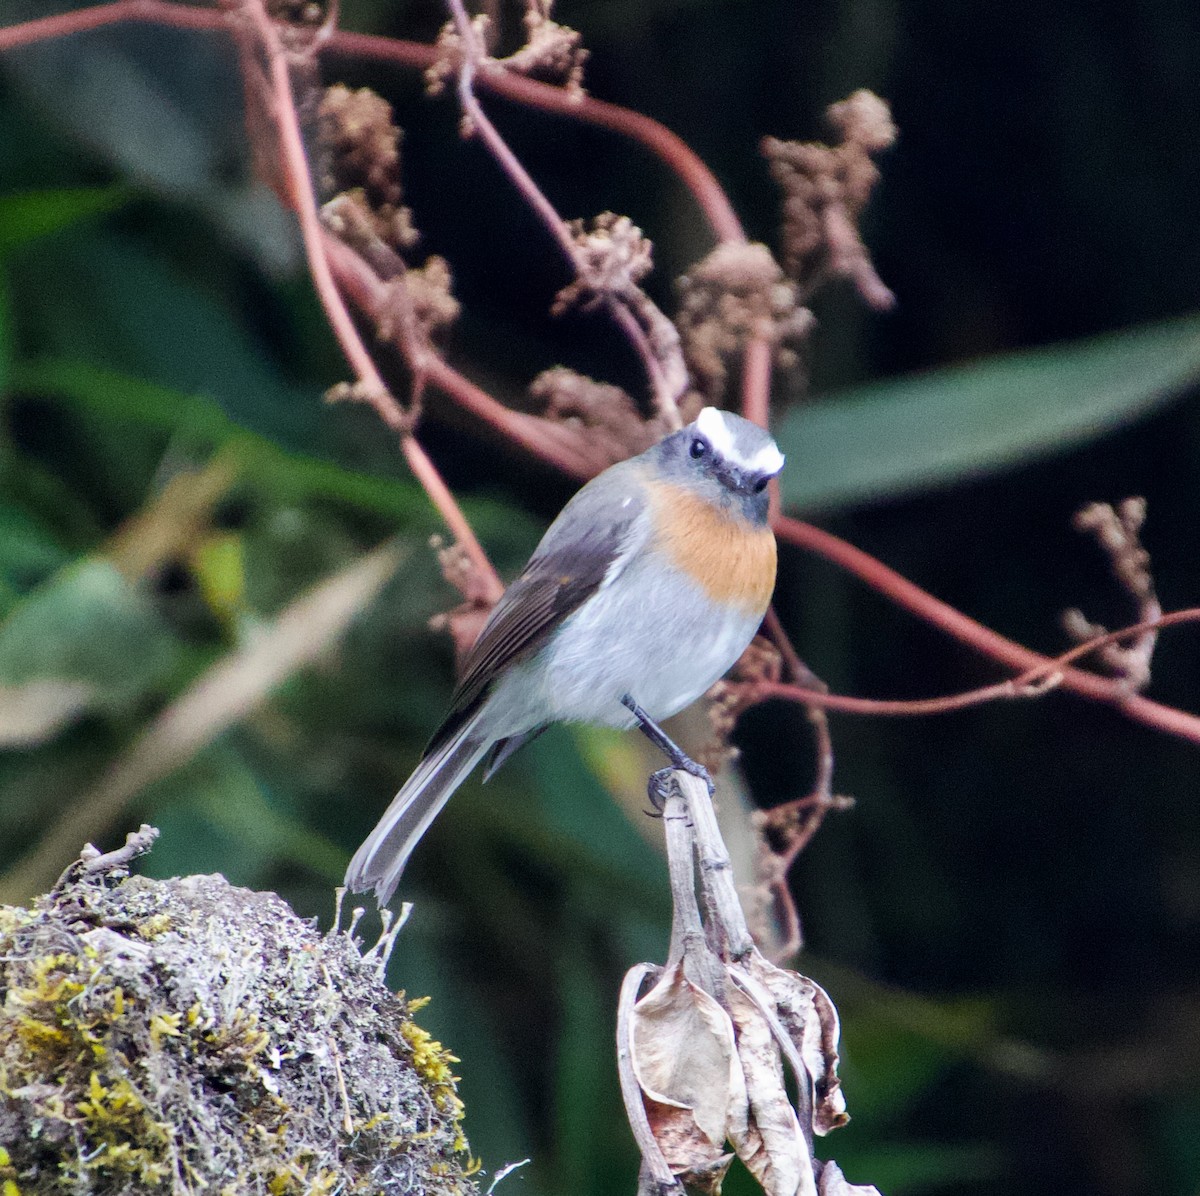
[4,2,1200,754]
[241,0,505,604]
[0,0,222,47]
[774,518,1200,743]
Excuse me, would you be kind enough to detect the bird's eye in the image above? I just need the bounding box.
[753,476,770,493]
[689,437,708,459]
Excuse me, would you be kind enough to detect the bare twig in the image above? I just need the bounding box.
[324,30,746,243]
[321,229,602,478]
[774,515,1200,743]
[440,0,686,428]
[0,0,223,49]
[233,0,503,603]
[58,824,160,888]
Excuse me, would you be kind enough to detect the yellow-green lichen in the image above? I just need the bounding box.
[0,868,474,1195]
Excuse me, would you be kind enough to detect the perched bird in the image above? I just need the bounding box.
[346,406,784,905]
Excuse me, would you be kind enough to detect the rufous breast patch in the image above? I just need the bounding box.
[645,480,777,615]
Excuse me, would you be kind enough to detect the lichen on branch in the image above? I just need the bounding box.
[0,848,473,1195]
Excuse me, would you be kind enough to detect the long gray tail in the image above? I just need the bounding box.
[345,719,489,907]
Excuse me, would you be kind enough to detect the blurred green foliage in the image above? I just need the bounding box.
[2,2,1200,1196]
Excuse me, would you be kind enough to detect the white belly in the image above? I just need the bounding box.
[482,552,763,735]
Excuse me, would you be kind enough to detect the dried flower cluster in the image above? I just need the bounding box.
[529,368,664,463]
[762,89,897,309]
[1064,498,1161,690]
[318,90,460,360]
[676,243,814,405]
[318,84,419,253]
[500,0,589,94]
[425,15,488,100]
[555,212,655,314]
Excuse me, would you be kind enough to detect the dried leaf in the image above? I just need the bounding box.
[818,1161,882,1196]
[642,1097,733,1178]
[727,983,816,1196]
[631,960,746,1157]
[747,953,848,1135]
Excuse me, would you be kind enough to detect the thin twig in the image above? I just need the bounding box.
[321,229,601,478]
[756,608,1200,717]
[774,515,1200,743]
[0,0,222,50]
[325,29,746,244]
[232,0,503,601]
[440,0,685,428]
[65,824,160,883]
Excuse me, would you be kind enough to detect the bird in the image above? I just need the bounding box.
[346,406,785,906]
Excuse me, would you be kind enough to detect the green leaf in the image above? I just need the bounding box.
[778,315,1200,513]
[0,186,128,255]
[10,359,540,556]
[0,558,178,712]
[0,266,10,395]
[0,499,73,604]
[141,745,346,884]
[3,26,296,271]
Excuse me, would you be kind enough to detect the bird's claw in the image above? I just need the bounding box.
[678,756,715,795]
[647,758,714,811]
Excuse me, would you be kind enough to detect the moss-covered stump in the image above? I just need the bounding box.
[0,861,474,1196]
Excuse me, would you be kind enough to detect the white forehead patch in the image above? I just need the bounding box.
[744,440,786,474]
[695,406,785,476]
[695,406,735,457]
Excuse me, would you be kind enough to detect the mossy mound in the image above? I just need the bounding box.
[0,864,474,1195]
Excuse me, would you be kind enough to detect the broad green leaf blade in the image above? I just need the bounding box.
[0,266,10,394]
[778,315,1200,513]
[0,558,179,712]
[9,359,536,551]
[3,20,297,272]
[0,186,127,255]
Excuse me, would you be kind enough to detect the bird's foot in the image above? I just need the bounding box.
[672,754,715,796]
[647,757,714,812]
[647,767,677,812]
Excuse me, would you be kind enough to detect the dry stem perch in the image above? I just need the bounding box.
[618,772,877,1196]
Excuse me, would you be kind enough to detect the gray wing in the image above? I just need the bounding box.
[429,460,649,750]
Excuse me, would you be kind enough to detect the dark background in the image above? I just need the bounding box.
[2,1,1200,1194]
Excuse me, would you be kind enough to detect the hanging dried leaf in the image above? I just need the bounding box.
[746,952,848,1135]
[727,983,817,1196]
[630,960,746,1167]
[817,1161,883,1196]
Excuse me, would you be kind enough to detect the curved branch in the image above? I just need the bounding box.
[324,30,746,245]
[235,0,504,603]
[774,516,1200,743]
[757,608,1200,717]
[0,0,222,49]
[320,230,602,479]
